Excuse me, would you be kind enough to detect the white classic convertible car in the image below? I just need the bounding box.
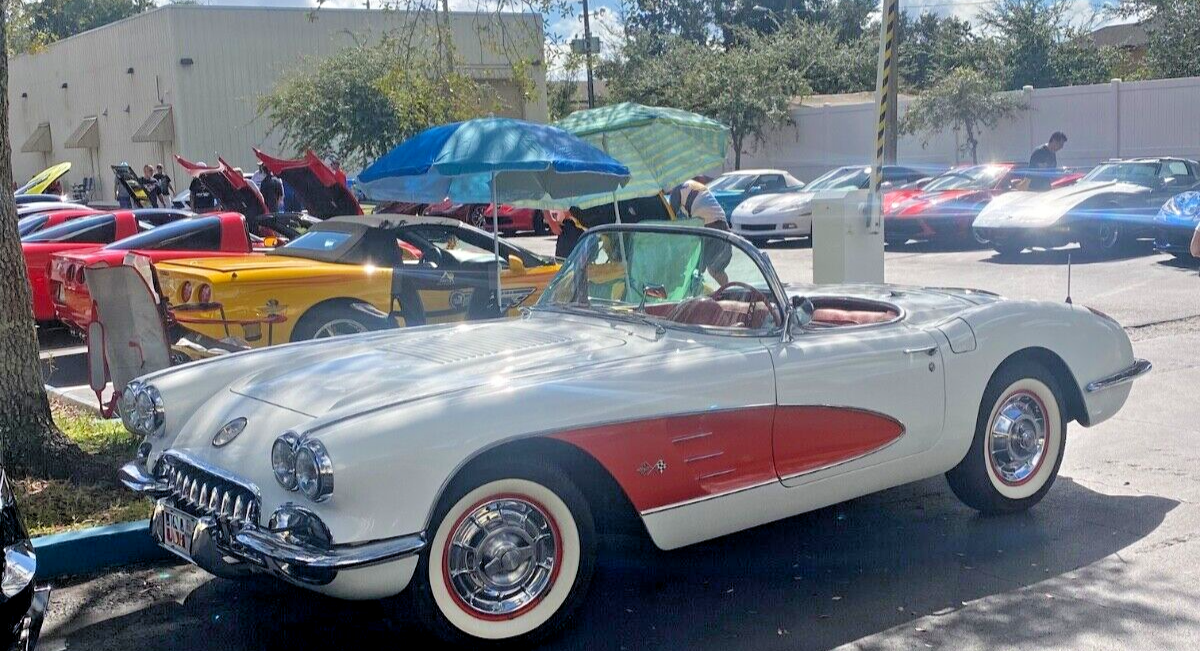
[119,223,1148,645]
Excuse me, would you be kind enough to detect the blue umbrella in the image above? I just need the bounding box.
[357,117,631,308]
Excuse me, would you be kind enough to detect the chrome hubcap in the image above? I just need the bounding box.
[989,392,1048,484]
[313,318,367,338]
[446,498,558,618]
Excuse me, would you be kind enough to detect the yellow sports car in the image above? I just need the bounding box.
[155,214,560,352]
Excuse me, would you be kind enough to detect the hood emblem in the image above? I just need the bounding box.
[212,417,247,447]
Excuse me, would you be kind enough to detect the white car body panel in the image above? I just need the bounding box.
[128,247,1142,599]
[730,191,815,238]
[973,181,1148,230]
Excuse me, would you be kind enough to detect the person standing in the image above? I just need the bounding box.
[670,178,731,285]
[1190,221,1200,260]
[188,165,217,212]
[258,164,284,213]
[140,164,161,207]
[115,166,132,209]
[1029,132,1067,190]
[154,164,173,206]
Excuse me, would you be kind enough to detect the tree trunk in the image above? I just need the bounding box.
[732,132,743,170]
[0,5,105,482]
[965,121,979,165]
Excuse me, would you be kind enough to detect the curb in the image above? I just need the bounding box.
[44,384,104,417]
[32,519,173,579]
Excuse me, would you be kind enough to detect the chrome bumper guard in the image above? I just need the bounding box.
[122,461,425,585]
[1086,358,1152,393]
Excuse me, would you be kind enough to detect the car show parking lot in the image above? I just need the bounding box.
[37,236,1200,651]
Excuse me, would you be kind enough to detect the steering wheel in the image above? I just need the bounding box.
[711,282,771,326]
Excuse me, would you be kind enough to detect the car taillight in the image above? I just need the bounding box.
[197,284,212,304]
[75,265,86,284]
[180,281,193,302]
[65,264,76,283]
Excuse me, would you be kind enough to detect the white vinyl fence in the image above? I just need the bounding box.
[736,76,1200,181]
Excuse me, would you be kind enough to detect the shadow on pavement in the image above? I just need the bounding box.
[980,242,1159,266]
[47,477,1178,651]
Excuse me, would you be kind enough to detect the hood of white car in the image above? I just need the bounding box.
[974,181,1148,229]
[227,317,633,417]
[732,191,814,222]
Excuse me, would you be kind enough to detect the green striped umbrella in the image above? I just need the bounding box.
[555,102,729,209]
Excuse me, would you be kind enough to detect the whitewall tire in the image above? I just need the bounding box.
[412,463,596,646]
[947,361,1067,514]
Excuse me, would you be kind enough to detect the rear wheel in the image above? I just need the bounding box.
[991,239,1025,257]
[468,206,491,230]
[412,461,596,646]
[946,360,1067,514]
[290,303,375,341]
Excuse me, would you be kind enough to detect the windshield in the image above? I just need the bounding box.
[279,230,353,253]
[807,166,870,191]
[924,165,1011,191]
[708,174,757,192]
[17,215,49,237]
[23,214,116,243]
[538,227,780,332]
[1083,162,1159,185]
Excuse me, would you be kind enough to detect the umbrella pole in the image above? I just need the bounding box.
[613,193,635,304]
[491,172,503,316]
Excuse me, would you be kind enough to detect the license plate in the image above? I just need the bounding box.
[161,505,197,560]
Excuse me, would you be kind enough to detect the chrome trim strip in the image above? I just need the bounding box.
[671,431,713,444]
[1086,358,1152,393]
[233,528,426,571]
[118,461,170,496]
[639,477,780,516]
[696,469,736,480]
[684,452,724,463]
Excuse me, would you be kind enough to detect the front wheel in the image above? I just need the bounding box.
[991,239,1025,257]
[412,462,597,646]
[946,360,1067,514]
[1078,222,1124,258]
[467,206,491,230]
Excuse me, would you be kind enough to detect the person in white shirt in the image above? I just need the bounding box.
[670,179,731,285]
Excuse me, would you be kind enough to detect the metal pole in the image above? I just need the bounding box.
[582,0,596,109]
[491,172,503,315]
[868,0,899,234]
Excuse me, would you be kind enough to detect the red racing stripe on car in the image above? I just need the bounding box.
[551,407,777,513]
[772,406,905,479]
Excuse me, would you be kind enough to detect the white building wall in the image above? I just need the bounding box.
[737,77,1200,181]
[8,5,547,200]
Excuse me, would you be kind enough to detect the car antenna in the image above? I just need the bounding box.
[1065,253,1073,304]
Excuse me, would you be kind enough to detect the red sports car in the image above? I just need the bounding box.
[422,200,549,235]
[17,208,103,237]
[50,212,313,332]
[884,164,1083,245]
[254,148,362,217]
[22,209,192,322]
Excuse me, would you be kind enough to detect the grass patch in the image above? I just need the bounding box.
[15,399,150,537]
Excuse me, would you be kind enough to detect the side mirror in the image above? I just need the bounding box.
[788,295,814,332]
[262,236,279,248]
[643,284,667,301]
[507,254,526,274]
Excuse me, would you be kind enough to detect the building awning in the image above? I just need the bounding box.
[132,105,174,143]
[65,116,100,149]
[20,122,52,153]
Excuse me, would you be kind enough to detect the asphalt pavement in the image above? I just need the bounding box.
[38,236,1200,651]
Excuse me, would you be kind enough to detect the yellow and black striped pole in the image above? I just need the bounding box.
[869,0,900,233]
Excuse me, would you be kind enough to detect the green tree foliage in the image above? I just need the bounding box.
[5,0,153,54]
[900,67,1027,164]
[1117,0,1200,79]
[898,13,991,90]
[603,27,809,168]
[258,41,494,169]
[982,0,1114,89]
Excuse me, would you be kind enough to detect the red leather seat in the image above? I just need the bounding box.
[669,298,773,329]
[811,307,897,326]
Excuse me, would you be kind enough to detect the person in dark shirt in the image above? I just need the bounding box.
[153,164,173,205]
[188,168,217,212]
[140,164,161,207]
[1029,132,1067,190]
[258,164,284,212]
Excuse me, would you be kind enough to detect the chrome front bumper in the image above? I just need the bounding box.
[121,461,426,586]
[1087,358,1152,393]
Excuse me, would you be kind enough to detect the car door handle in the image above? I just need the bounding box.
[904,345,938,356]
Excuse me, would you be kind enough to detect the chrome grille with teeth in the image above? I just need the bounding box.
[161,455,259,526]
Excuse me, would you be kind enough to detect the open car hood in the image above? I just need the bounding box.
[255,149,361,219]
[176,155,268,218]
[17,162,71,195]
[111,164,153,208]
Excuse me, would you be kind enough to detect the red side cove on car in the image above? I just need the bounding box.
[882,164,1082,244]
[22,209,192,322]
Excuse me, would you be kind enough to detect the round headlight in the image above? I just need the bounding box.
[295,440,333,502]
[119,381,142,432]
[126,384,164,436]
[271,433,300,490]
